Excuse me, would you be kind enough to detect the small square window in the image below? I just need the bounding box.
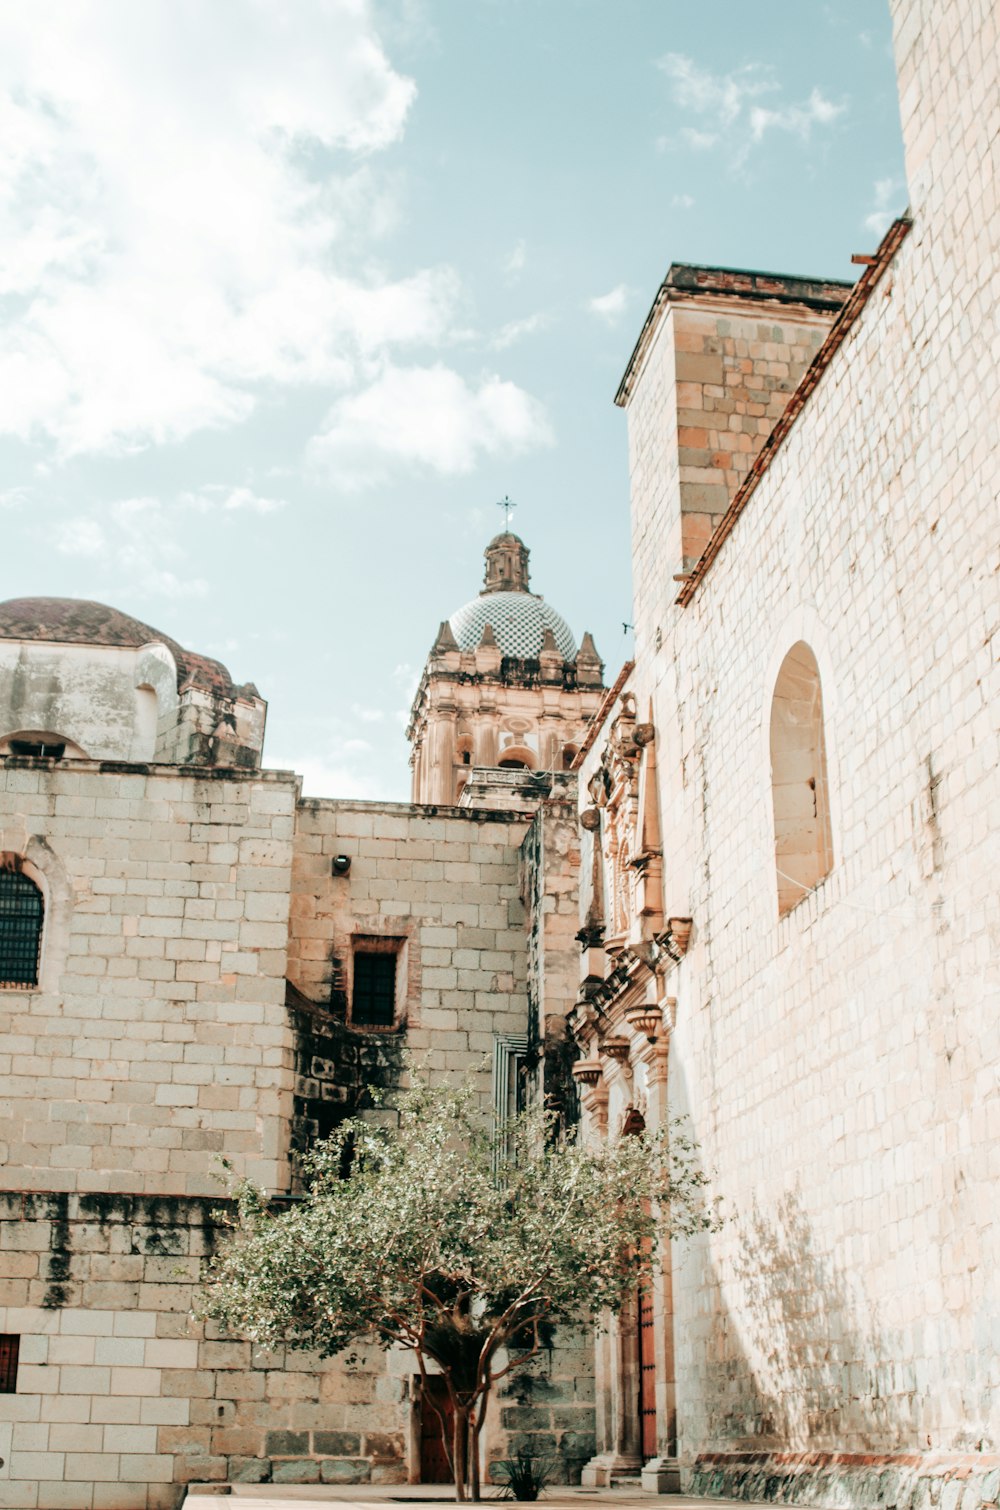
[0,1335,20,1393]
[351,946,399,1029]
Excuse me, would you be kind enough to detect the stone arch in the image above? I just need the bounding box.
[769,641,834,916]
[0,730,89,759]
[497,747,536,771]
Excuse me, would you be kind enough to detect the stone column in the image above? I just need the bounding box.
[580,1063,644,1488]
[639,1023,681,1493]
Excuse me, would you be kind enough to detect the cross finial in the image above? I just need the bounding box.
[496,495,517,530]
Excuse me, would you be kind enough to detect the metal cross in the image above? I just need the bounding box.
[496,495,517,529]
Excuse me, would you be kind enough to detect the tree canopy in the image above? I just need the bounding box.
[199,1078,719,1501]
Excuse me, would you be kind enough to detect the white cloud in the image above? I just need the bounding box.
[658,54,845,166]
[587,285,630,324]
[749,88,845,142]
[180,486,288,515]
[53,517,105,558]
[0,2,475,456]
[863,175,905,237]
[503,240,527,279]
[351,703,386,723]
[270,754,382,802]
[658,54,774,127]
[671,193,696,210]
[51,497,208,599]
[308,363,553,487]
[491,312,549,350]
[681,127,718,150]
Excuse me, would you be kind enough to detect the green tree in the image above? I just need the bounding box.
[199,1079,718,1502]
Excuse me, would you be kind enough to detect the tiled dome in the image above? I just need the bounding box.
[449,592,577,660]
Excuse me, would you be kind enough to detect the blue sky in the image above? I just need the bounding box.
[0,0,907,799]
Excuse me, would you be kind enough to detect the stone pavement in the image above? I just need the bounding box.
[184,1487,770,1510]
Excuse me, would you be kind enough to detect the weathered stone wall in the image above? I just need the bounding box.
[519,796,584,1132]
[288,798,532,1107]
[0,642,266,771]
[0,1192,422,1509]
[619,0,1000,1497]
[0,761,298,1197]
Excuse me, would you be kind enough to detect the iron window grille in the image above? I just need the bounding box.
[0,1335,19,1392]
[7,739,65,759]
[351,949,398,1028]
[0,870,44,989]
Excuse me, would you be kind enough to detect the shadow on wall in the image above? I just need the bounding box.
[714,1189,901,1453]
[668,1045,909,1465]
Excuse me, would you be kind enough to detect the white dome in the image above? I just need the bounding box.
[449,592,577,660]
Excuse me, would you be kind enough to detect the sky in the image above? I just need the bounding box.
[0,0,908,801]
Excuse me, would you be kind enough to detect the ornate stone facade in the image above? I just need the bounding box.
[407,532,604,805]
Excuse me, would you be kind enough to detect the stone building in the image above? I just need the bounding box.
[0,548,597,1509]
[570,0,1000,1505]
[407,531,604,805]
[0,0,996,1503]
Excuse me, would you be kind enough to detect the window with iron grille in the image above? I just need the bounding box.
[351,947,398,1028]
[0,1335,19,1392]
[7,739,65,759]
[0,870,43,989]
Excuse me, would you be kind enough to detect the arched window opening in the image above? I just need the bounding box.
[497,745,536,772]
[0,865,44,989]
[0,731,87,761]
[770,641,834,916]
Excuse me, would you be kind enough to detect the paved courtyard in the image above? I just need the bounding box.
[184,1488,769,1510]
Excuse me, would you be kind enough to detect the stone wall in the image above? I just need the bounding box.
[519,796,584,1133]
[0,1191,420,1509]
[0,760,298,1196]
[618,0,1000,1497]
[288,798,532,1107]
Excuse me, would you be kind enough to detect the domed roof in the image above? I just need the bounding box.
[0,597,251,699]
[449,592,577,660]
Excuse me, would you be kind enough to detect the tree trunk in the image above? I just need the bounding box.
[453,1406,469,1503]
[469,1388,489,1502]
[471,1413,483,1497]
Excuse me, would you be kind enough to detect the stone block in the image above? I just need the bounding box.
[265,1429,309,1456]
[312,1431,361,1455]
[320,1457,373,1483]
[229,1457,272,1482]
[272,1458,321,1484]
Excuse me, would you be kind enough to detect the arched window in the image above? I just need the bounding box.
[498,746,536,772]
[0,866,44,988]
[770,642,833,916]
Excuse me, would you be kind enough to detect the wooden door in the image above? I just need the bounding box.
[419,1376,454,1484]
[637,1280,657,1461]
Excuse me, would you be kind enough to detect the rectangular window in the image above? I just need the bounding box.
[351,947,398,1028]
[0,1335,19,1392]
